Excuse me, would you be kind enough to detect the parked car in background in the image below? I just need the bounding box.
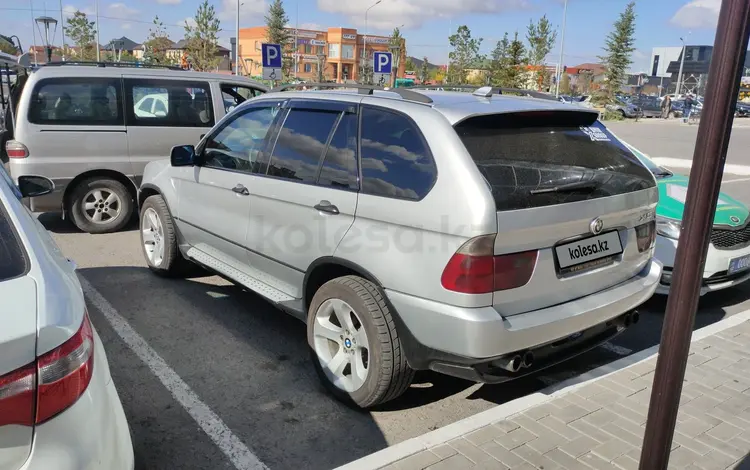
[630,95,662,118]
[6,62,267,234]
[138,84,661,408]
[0,163,134,469]
[734,101,750,117]
[620,140,750,295]
[606,98,642,118]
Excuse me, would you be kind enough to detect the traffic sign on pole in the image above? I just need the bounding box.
[373,52,392,87]
[261,43,282,80]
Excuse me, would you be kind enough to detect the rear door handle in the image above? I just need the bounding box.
[314,200,339,215]
[232,184,249,195]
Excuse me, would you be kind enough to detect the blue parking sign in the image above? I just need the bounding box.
[261,43,282,80]
[373,52,392,74]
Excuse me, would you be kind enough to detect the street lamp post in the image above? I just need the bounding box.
[34,16,58,63]
[362,0,382,82]
[555,0,568,97]
[675,36,688,96]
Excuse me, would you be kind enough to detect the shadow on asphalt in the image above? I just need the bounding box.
[736,454,750,469]
[80,265,389,470]
[37,211,138,234]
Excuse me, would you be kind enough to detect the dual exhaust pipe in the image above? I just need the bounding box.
[621,311,640,328]
[495,350,535,373]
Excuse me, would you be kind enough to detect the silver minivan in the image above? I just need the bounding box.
[138,85,662,408]
[6,63,267,233]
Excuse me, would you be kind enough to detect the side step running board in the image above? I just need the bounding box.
[185,247,296,305]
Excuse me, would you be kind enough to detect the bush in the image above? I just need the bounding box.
[600,110,625,121]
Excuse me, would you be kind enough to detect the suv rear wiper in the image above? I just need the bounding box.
[529,180,599,195]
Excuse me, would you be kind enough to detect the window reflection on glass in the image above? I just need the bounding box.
[319,112,358,190]
[203,106,279,173]
[360,107,436,200]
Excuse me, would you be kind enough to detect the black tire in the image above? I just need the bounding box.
[307,275,414,408]
[140,195,196,277]
[68,177,133,234]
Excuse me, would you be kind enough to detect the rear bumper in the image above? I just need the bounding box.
[385,259,661,382]
[20,327,134,470]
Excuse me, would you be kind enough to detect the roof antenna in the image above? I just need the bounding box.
[472,86,493,97]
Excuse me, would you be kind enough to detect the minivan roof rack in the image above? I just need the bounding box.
[270,82,434,104]
[40,61,184,71]
[411,85,559,101]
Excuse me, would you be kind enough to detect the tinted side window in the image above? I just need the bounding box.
[125,79,213,127]
[0,202,28,281]
[29,78,123,125]
[360,107,436,200]
[317,112,358,190]
[266,108,340,183]
[203,105,282,174]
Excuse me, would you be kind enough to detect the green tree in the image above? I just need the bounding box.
[498,31,526,88]
[390,27,404,82]
[489,33,510,86]
[419,56,430,83]
[143,16,174,65]
[526,15,557,90]
[404,58,415,72]
[184,0,221,71]
[578,70,593,94]
[64,11,97,60]
[599,1,636,101]
[264,0,292,79]
[448,25,482,85]
[560,71,571,94]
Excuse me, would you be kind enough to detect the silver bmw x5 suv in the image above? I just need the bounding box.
[138,85,661,408]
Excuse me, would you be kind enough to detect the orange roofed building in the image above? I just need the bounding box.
[238,26,406,83]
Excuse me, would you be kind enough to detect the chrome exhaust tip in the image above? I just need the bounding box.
[522,351,534,369]
[494,355,523,373]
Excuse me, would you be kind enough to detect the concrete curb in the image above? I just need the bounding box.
[335,309,750,470]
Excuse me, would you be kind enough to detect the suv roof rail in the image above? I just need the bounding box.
[39,61,184,71]
[411,85,559,101]
[269,82,434,104]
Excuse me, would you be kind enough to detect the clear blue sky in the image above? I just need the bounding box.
[0,0,725,72]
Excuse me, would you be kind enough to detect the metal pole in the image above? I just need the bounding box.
[659,76,664,98]
[675,38,686,96]
[30,0,38,65]
[294,1,298,78]
[59,0,65,60]
[235,0,240,75]
[555,0,568,97]
[639,1,750,469]
[95,0,100,61]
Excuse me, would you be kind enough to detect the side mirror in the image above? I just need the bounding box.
[17,175,55,198]
[170,145,196,167]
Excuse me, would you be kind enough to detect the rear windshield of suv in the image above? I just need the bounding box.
[454,111,655,211]
[0,201,28,281]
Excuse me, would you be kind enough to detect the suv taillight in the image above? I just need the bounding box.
[441,234,538,294]
[0,313,94,426]
[636,221,656,253]
[6,141,29,159]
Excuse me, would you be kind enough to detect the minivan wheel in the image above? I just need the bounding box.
[140,195,195,277]
[68,177,132,233]
[307,275,414,408]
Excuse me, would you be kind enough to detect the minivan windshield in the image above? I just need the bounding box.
[455,111,655,211]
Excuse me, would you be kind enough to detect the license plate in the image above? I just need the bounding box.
[728,254,750,275]
[555,231,624,274]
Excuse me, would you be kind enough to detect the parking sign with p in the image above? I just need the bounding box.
[373,52,392,87]
[261,43,282,80]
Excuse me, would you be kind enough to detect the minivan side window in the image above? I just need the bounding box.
[29,78,123,125]
[125,79,214,127]
[360,106,436,200]
[266,108,341,183]
[220,85,263,114]
[202,105,282,174]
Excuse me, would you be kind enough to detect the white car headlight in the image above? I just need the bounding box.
[656,216,681,240]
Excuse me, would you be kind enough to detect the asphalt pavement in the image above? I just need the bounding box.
[43,118,750,470]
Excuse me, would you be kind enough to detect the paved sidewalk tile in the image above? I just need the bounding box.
[378,319,750,470]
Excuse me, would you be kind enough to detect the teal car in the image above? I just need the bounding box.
[622,142,750,295]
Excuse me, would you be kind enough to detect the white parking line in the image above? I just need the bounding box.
[598,341,633,356]
[79,276,269,470]
[536,342,632,386]
[652,157,750,176]
[722,177,750,184]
